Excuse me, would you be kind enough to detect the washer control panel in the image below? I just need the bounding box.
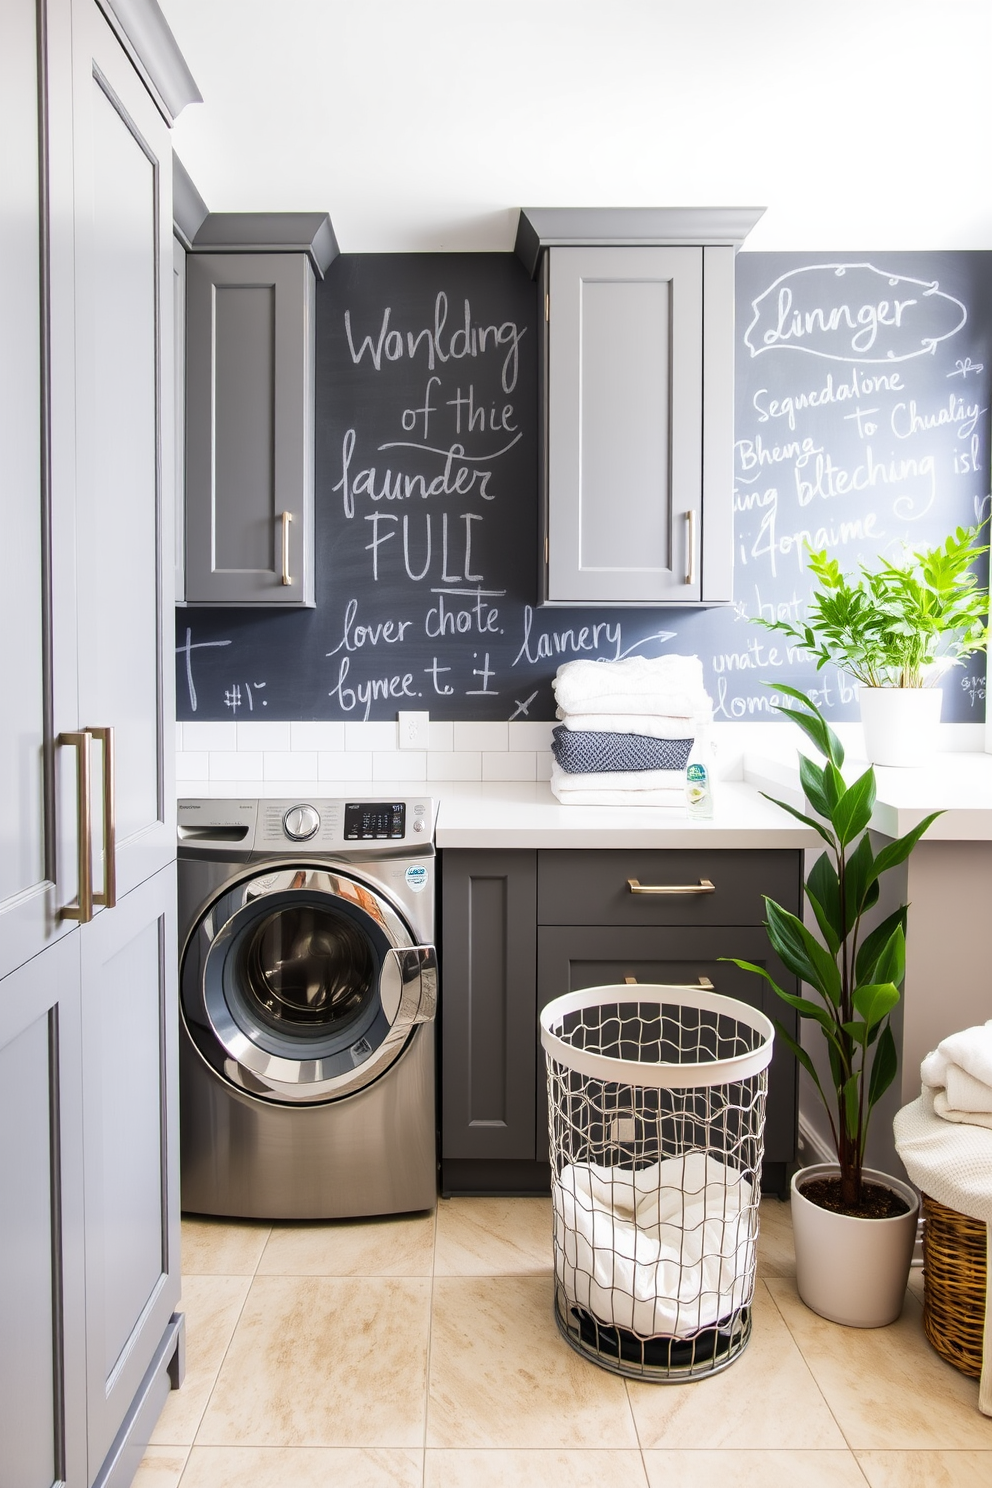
[179,798,435,853]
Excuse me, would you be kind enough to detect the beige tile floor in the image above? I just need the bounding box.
[136,1196,992,1487]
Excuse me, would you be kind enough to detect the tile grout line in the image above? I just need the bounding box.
[421,1204,439,1487]
[174,1224,272,1466]
[761,1276,859,1458]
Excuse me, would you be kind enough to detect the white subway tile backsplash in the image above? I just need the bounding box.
[427,721,454,752]
[318,751,373,781]
[263,751,318,781]
[237,720,292,751]
[175,722,184,752]
[209,751,263,780]
[176,751,209,781]
[508,721,555,751]
[427,751,482,781]
[453,721,508,752]
[344,721,398,751]
[482,751,537,782]
[372,751,428,782]
[290,721,346,752]
[183,721,237,752]
[536,751,554,781]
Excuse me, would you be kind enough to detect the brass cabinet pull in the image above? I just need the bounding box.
[88,726,116,908]
[685,509,696,586]
[59,731,93,923]
[624,975,714,990]
[627,878,715,895]
[280,510,293,585]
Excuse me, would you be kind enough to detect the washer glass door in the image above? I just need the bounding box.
[181,867,436,1103]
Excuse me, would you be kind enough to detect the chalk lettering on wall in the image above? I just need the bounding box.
[177,252,991,724]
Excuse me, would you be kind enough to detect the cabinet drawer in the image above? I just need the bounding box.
[537,849,800,927]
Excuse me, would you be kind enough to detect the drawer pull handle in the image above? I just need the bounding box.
[627,878,715,895]
[624,975,715,990]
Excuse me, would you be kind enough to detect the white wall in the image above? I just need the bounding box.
[160,0,992,253]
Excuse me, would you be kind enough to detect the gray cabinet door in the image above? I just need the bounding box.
[0,935,86,1488]
[185,252,315,606]
[80,863,180,1481]
[70,0,177,901]
[535,925,798,1170]
[441,851,537,1160]
[547,245,703,604]
[0,0,76,981]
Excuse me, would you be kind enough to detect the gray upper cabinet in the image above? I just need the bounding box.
[183,214,337,607]
[185,251,316,605]
[516,207,763,606]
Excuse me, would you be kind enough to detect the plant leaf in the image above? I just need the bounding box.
[831,767,877,847]
[769,1017,834,1123]
[842,833,877,934]
[873,812,944,875]
[799,754,833,820]
[852,981,900,1029]
[868,1023,899,1110]
[806,851,841,951]
[769,684,845,768]
[759,792,837,847]
[843,1074,861,1142]
[870,924,906,989]
[764,898,842,1006]
[805,883,841,960]
[855,907,909,985]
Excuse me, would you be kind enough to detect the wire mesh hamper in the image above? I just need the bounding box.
[540,983,775,1382]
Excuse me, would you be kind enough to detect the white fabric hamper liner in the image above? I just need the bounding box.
[554,1151,755,1337]
[541,985,774,1354]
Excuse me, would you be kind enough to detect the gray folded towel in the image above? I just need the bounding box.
[552,726,693,775]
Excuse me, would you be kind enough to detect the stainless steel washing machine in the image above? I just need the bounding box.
[178,796,438,1219]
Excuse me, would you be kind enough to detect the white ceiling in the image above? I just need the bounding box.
[159,0,992,254]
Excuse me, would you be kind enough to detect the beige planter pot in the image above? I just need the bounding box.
[791,1164,919,1327]
[859,686,942,768]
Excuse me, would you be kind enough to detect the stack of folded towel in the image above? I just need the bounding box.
[920,1019,992,1130]
[550,654,713,806]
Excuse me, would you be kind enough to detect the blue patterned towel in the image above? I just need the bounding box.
[552,727,694,774]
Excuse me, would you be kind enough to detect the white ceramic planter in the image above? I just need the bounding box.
[859,686,942,768]
[791,1163,919,1327]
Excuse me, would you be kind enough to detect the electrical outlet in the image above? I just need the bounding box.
[398,710,430,750]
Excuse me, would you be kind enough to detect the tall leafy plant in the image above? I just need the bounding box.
[726,688,941,1211]
[757,525,988,688]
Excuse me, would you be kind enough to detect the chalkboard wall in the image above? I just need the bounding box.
[177,250,991,723]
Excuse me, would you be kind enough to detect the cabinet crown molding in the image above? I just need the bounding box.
[190,212,339,278]
[514,206,765,279]
[100,0,201,123]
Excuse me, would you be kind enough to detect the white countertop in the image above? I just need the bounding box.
[741,743,992,842]
[431,780,818,849]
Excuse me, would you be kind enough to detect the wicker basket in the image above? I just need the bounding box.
[922,1193,987,1379]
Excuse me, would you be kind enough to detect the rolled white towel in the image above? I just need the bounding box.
[553,656,706,715]
[556,710,712,738]
[921,1019,992,1123]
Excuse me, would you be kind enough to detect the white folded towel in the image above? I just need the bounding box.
[553,656,708,716]
[556,711,712,738]
[552,762,687,794]
[921,1019,992,1126]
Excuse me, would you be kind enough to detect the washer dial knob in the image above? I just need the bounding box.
[283,804,320,841]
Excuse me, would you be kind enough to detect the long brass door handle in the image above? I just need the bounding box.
[59,731,93,923]
[88,726,116,908]
[280,510,293,585]
[685,509,697,586]
[623,975,715,990]
[627,878,715,895]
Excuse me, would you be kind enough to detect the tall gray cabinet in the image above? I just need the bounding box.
[0,3,198,1485]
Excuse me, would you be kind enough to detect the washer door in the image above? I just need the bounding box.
[181,866,437,1103]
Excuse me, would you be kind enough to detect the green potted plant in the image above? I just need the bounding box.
[726,686,942,1326]
[758,525,989,766]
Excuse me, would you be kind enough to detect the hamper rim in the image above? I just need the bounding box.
[540,983,775,1089]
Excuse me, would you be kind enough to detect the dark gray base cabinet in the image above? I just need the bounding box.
[440,848,802,1198]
